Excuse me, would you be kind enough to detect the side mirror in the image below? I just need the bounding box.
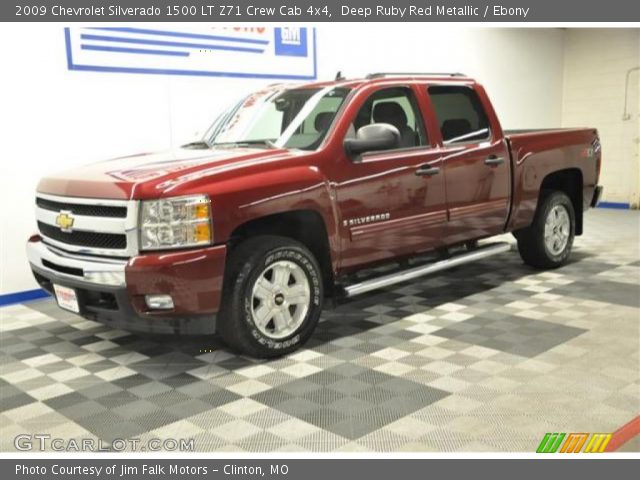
[344,123,400,157]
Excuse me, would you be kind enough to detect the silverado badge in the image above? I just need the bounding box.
[343,212,391,227]
[55,212,75,232]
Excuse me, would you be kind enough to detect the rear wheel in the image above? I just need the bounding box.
[515,190,575,269]
[218,235,323,358]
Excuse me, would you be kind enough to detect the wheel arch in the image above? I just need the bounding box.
[228,209,336,290]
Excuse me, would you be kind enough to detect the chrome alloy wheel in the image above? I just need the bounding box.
[250,260,311,339]
[544,204,571,256]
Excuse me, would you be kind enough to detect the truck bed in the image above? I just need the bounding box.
[504,128,588,135]
[503,127,600,233]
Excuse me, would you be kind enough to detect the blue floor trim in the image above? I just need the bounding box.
[0,288,50,307]
[597,202,631,210]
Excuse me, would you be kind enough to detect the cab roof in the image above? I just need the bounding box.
[290,72,475,90]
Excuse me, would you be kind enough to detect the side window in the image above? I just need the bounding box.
[351,87,427,149]
[428,86,490,144]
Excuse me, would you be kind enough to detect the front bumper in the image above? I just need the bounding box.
[27,237,226,334]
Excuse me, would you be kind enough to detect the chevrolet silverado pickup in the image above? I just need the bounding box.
[27,72,602,357]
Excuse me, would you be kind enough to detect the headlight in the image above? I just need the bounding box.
[140,195,212,251]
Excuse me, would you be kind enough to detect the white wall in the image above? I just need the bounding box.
[561,29,640,206]
[0,24,567,296]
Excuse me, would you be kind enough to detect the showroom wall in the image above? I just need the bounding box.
[561,29,640,207]
[0,24,568,297]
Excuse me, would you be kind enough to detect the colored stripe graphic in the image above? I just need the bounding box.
[605,416,640,452]
[560,433,589,453]
[537,432,616,453]
[584,433,612,453]
[537,433,566,453]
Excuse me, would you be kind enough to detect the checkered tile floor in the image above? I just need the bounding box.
[1,209,638,451]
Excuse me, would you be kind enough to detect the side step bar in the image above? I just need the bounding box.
[342,242,512,298]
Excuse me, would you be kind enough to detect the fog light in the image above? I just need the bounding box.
[145,294,174,310]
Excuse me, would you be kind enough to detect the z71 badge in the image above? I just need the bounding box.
[343,212,391,227]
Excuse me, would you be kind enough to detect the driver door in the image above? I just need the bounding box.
[334,85,447,270]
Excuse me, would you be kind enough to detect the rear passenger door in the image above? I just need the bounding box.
[427,85,510,244]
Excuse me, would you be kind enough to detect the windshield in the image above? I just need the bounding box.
[203,86,350,151]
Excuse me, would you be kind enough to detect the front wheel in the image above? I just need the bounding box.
[515,190,575,269]
[218,236,324,358]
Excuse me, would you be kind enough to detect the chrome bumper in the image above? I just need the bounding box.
[27,240,127,287]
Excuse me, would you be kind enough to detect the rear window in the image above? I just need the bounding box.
[428,86,490,144]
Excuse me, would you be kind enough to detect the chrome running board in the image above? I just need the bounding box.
[343,242,512,298]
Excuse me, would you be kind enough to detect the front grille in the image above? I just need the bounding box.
[36,197,127,218]
[38,222,127,250]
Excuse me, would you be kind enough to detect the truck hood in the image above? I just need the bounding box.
[37,147,303,200]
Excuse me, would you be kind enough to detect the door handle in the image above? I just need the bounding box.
[484,155,505,166]
[415,165,441,177]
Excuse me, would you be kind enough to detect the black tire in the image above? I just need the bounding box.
[516,190,575,269]
[218,235,324,358]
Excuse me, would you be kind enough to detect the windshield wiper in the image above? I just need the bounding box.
[181,140,212,150]
[210,139,277,149]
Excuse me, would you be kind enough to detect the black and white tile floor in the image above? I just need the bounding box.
[1,209,638,451]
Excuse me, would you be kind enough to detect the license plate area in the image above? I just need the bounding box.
[53,284,80,313]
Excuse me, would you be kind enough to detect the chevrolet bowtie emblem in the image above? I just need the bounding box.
[55,212,75,231]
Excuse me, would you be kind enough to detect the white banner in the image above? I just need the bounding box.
[65,26,317,79]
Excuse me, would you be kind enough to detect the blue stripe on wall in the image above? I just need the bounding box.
[0,289,50,307]
[598,202,631,210]
[80,33,265,54]
[81,44,190,57]
[90,27,270,45]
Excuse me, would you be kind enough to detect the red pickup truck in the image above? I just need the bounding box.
[27,73,602,357]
